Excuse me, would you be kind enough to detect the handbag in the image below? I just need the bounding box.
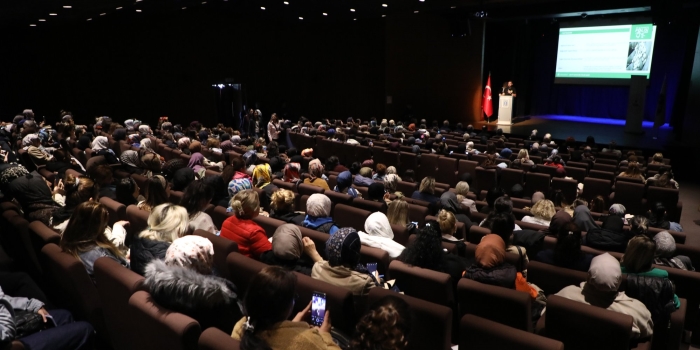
[13,310,44,339]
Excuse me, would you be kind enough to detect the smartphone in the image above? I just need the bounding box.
[449,151,454,155]
[411,221,419,226]
[366,262,378,275]
[311,292,327,327]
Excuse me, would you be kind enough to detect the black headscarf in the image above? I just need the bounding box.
[172,167,195,191]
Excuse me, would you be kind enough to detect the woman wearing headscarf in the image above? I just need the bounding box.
[172,167,196,192]
[139,138,156,156]
[464,234,525,289]
[144,235,243,333]
[334,170,360,198]
[304,159,330,190]
[260,224,323,276]
[547,210,572,235]
[24,134,53,165]
[357,212,405,258]
[311,227,377,299]
[120,150,143,174]
[253,164,272,189]
[91,136,119,164]
[283,162,301,183]
[440,191,473,229]
[572,205,599,232]
[552,253,654,339]
[653,231,694,271]
[302,194,339,235]
[187,152,207,179]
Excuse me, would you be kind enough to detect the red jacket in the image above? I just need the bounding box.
[220,215,271,259]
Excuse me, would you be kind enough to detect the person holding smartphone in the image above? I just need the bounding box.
[232,266,339,349]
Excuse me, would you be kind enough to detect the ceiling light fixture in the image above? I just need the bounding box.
[136,9,142,12]
[299,16,303,20]
[382,4,388,7]
[49,13,58,16]
[116,7,122,9]
[87,18,92,21]
[63,5,72,8]
[414,10,419,13]
[30,24,36,26]
[100,13,106,16]
[283,1,289,4]
[261,6,265,10]
[202,1,207,4]
[382,15,386,17]
[182,6,187,9]
[350,8,355,12]
[39,19,46,21]
[323,12,327,16]
[450,6,456,9]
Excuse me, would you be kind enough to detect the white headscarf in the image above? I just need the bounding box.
[357,212,404,258]
[588,253,622,292]
[22,134,39,147]
[306,194,331,217]
[91,136,109,151]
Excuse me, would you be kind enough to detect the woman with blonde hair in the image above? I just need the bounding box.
[516,149,535,167]
[619,162,646,182]
[269,189,305,225]
[650,153,665,165]
[60,201,129,279]
[454,181,477,213]
[522,199,556,226]
[411,176,439,204]
[130,203,190,275]
[437,209,460,242]
[221,190,271,259]
[387,198,416,230]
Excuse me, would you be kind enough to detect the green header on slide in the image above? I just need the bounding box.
[555,72,650,78]
[630,24,653,40]
[560,28,629,35]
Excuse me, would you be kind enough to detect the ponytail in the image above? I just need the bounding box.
[240,316,272,350]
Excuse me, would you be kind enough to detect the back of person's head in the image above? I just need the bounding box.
[140,203,189,242]
[116,177,139,206]
[163,235,214,275]
[622,235,656,273]
[419,176,435,195]
[651,202,667,221]
[144,175,169,208]
[350,295,411,350]
[387,199,409,226]
[493,195,513,214]
[384,174,399,193]
[189,140,202,153]
[180,181,215,217]
[325,156,340,170]
[554,223,583,266]
[91,164,114,186]
[530,199,555,221]
[270,189,295,214]
[485,187,506,208]
[398,220,443,270]
[437,209,456,236]
[630,215,649,237]
[510,184,524,198]
[241,266,297,350]
[489,213,515,246]
[652,153,664,163]
[350,162,362,175]
[231,156,246,172]
[375,163,387,176]
[230,189,260,219]
[455,181,470,197]
[403,169,415,181]
[63,173,97,207]
[588,195,606,213]
[61,201,118,258]
[141,153,162,172]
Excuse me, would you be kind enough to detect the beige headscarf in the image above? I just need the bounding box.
[306,193,331,217]
[272,224,304,261]
[587,253,622,292]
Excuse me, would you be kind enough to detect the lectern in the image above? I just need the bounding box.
[498,95,514,125]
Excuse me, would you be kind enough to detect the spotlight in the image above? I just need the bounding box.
[323,12,327,16]
[382,4,388,7]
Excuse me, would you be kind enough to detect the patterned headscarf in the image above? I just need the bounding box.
[653,231,676,258]
[283,163,301,183]
[177,137,191,148]
[164,235,214,275]
[272,224,304,261]
[326,227,366,272]
[120,150,140,168]
[22,134,39,147]
[220,140,234,152]
[140,138,153,151]
[253,164,272,188]
[308,159,324,180]
[228,177,253,197]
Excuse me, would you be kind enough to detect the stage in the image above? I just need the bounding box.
[477,114,674,151]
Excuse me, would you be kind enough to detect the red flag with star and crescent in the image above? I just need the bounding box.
[482,74,493,118]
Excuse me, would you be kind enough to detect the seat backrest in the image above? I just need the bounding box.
[94,257,145,350]
[500,168,524,195]
[210,206,232,229]
[293,272,357,334]
[390,224,410,246]
[457,278,532,331]
[226,252,268,296]
[198,327,241,350]
[27,221,60,256]
[646,186,681,222]
[526,260,588,296]
[333,204,370,231]
[525,172,551,198]
[251,215,285,238]
[592,163,618,173]
[458,159,479,181]
[396,181,418,196]
[564,166,587,183]
[417,154,440,179]
[474,167,497,194]
[612,181,645,216]
[297,183,325,196]
[368,288,453,350]
[351,198,387,214]
[85,155,107,173]
[550,177,578,205]
[407,204,429,227]
[99,197,127,226]
[128,291,201,350]
[324,191,354,209]
[40,243,104,330]
[169,190,184,205]
[436,157,458,187]
[299,226,330,259]
[398,152,418,176]
[359,245,392,277]
[125,205,150,241]
[193,230,238,279]
[545,295,633,350]
[567,161,589,170]
[460,314,564,350]
[537,164,560,178]
[388,260,453,307]
[582,177,612,204]
[589,170,616,181]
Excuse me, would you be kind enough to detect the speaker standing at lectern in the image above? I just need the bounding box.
[500,81,517,97]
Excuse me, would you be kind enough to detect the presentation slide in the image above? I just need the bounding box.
[554,24,656,84]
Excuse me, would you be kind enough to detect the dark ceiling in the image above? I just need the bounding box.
[4,0,700,28]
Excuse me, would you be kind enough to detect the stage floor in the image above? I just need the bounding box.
[477,114,674,151]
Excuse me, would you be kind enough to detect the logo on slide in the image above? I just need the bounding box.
[630,24,653,40]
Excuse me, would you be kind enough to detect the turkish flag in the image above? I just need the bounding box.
[482,75,493,118]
